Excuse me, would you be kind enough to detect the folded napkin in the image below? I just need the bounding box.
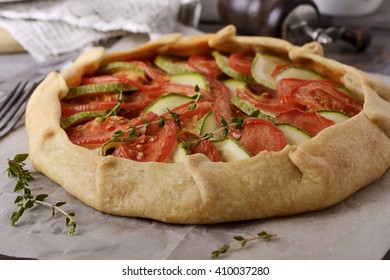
[0,0,200,62]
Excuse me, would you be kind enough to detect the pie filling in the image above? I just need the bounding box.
[60,51,363,163]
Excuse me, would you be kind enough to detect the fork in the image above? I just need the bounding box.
[0,81,39,139]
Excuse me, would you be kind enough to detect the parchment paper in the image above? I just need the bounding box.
[0,40,389,260]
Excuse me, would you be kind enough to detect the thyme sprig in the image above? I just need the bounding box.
[211,231,274,259]
[180,116,245,148]
[7,154,77,235]
[98,89,125,123]
[189,85,204,111]
[100,110,183,155]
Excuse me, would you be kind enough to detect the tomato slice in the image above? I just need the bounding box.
[213,95,235,125]
[188,55,222,78]
[276,108,334,136]
[80,75,148,90]
[277,78,363,115]
[271,63,291,77]
[209,78,231,100]
[247,82,277,99]
[178,131,221,162]
[130,61,170,83]
[228,52,255,76]
[65,116,131,148]
[162,101,213,133]
[61,101,147,118]
[159,83,214,100]
[238,118,287,155]
[236,88,293,114]
[112,121,177,162]
[81,75,120,85]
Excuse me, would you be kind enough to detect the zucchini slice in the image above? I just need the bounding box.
[212,137,252,162]
[251,52,290,89]
[275,66,326,83]
[222,79,248,96]
[65,83,136,100]
[60,111,107,129]
[195,110,224,140]
[231,94,276,121]
[276,123,312,145]
[168,141,190,163]
[97,61,142,73]
[317,110,351,123]
[143,93,193,115]
[212,51,254,82]
[170,73,210,92]
[154,55,196,74]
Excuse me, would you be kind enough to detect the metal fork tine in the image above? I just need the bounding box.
[0,81,39,138]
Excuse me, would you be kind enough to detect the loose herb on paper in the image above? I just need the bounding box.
[211,231,274,259]
[6,153,77,235]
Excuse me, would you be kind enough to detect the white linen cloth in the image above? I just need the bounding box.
[0,0,200,62]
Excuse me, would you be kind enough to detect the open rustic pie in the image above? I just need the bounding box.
[26,25,390,224]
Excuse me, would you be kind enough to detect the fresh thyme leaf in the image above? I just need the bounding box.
[111,130,124,141]
[258,231,273,241]
[35,194,48,201]
[128,125,136,138]
[142,118,152,130]
[14,153,29,164]
[233,236,244,241]
[194,84,200,92]
[250,109,260,118]
[24,200,34,209]
[55,202,66,207]
[220,116,228,127]
[6,154,77,235]
[201,132,214,141]
[179,140,192,150]
[211,244,230,259]
[188,85,204,111]
[158,116,166,127]
[188,103,197,111]
[14,195,23,204]
[167,109,181,129]
[230,117,244,130]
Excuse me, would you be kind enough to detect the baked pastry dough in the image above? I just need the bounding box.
[26,25,390,224]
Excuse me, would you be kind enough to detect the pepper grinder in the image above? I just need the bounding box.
[218,0,371,51]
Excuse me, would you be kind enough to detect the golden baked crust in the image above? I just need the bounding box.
[26,25,390,224]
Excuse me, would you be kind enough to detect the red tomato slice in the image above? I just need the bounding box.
[162,101,213,133]
[128,111,159,127]
[130,61,170,83]
[65,116,131,148]
[276,108,334,136]
[228,52,255,76]
[213,95,235,125]
[238,118,287,155]
[209,78,231,100]
[236,88,293,115]
[61,101,147,118]
[112,121,177,162]
[277,78,363,115]
[81,75,120,85]
[80,75,148,90]
[178,131,221,162]
[189,139,221,162]
[271,64,291,77]
[161,83,214,100]
[188,55,222,78]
